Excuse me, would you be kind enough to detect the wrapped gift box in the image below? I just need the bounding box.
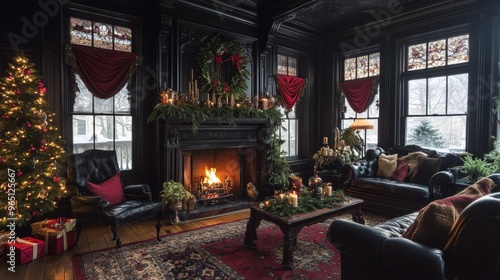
[3,237,45,264]
[31,218,76,255]
[0,230,10,255]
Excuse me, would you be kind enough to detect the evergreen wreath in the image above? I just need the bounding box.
[198,34,250,100]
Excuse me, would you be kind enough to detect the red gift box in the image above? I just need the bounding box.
[3,237,45,264]
[31,218,76,255]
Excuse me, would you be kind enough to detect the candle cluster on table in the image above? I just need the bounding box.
[160,88,178,105]
[260,188,351,217]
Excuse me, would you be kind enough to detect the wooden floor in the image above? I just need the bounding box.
[0,209,250,280]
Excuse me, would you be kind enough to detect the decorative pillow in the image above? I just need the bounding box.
[377,154,398,179]
[400,151,428,178]
[409,157,442,185]
[402,177,494,249]
[86,172,125,206]
[391,159,409,182]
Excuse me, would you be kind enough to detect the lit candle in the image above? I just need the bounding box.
[279,193,285,201]
[325,184,333,196]
[161,91,167,104]
[323,137,328,145]
[167,98,173,105]
[290,192,298,208]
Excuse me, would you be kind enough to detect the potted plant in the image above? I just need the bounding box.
[460,154,494,183]
[341,127,363,158]
[160,180,189,224]
[160,180,189,209]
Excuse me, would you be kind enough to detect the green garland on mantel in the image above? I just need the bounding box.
[147,103,284,132]
[262,190,351,217]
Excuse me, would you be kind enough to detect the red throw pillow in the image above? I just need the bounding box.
[391,159,409,182]
[86,173,125,206]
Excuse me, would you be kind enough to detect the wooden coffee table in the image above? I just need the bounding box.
[244,197,364,270]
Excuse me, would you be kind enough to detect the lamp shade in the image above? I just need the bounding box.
[350,118,374,130]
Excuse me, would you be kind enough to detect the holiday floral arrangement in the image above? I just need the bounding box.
[312,148,354,170]
[260,189,350,217]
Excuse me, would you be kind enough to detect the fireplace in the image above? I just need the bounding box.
[160,118,271,219]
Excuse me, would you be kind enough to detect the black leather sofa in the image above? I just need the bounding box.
[327,174,500,280]
[340,145,463,215]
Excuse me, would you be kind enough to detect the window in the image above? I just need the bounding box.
[277,54,297,76]
[341,52,380,151]
[403,34,469,152]
[69,16,134,170]
[277,54,299,157]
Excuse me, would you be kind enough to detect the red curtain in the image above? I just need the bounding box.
[276,75,306,110]
[340,77,377,113]
[70,45,137,99]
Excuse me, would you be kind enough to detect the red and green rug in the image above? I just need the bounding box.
[73,212,389,279]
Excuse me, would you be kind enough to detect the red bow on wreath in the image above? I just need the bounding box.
[231,54,243,70]
[214,53,223,66]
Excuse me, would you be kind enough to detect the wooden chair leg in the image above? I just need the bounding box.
[75,220,82,245]
[111,226,121,248]
[156,212,162,241]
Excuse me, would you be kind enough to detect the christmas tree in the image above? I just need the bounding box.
[407,119,445,148]
[0,53,67,227]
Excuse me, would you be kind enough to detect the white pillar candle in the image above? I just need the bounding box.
[290,192,298,208]
[325,184,333,196]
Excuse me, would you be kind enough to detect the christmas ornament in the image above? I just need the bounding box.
[0,157,4,163]
[40,87,47,94]
[26,122,32,127]
[16,171,23,177]
[10,103,17,107]
[29,146,36,152]
[23,68,31,75]
[39,146,46,152]
[32,211,40,217]
[42,128,48,133]
[30,180,36,185]
[40,139,46,145]
[36,110,48,126]
[7,74,13,80]
[36,81,44,88]
[53,176,61,183]
[2,115,9,119]
[14,89,21,95]
[37,189,48,199]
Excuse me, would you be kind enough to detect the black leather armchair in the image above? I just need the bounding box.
[67,149,162,247]
[327,174,500,280]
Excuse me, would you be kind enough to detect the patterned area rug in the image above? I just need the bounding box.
[73,212,390,280]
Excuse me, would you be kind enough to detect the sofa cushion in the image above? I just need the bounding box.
[400,151,428,179]
[410,157,442,185]
[377,154,398,179]
[391,159,409,182]
[351,177,430,202]
[402,177,495,249]
[86,172,126,206]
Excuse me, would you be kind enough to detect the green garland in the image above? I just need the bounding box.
[198,34,250,100]
[147,103,283,132]
[262,189,350,217]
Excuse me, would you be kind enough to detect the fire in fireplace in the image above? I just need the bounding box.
[195,167,238,203]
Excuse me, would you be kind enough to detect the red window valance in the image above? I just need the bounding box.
[65,45,139,99]
[276,75,306,110]
[340,77,379,113]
